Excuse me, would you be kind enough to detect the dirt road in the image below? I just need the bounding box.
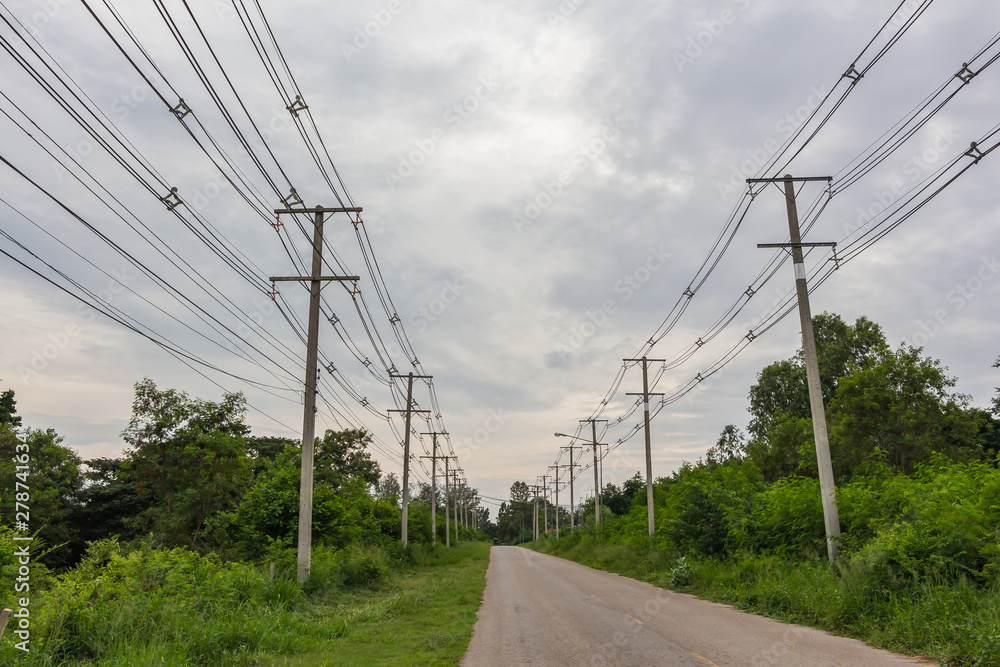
[462,546,932,666]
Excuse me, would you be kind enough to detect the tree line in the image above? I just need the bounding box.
[0,377,484,572]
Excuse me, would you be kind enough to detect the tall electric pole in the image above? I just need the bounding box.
[580,419,607,533]
[625,357,665,536]
[443,455,455,547]
[388,373,431,547]
[531,484,538,540]
[549,464,564,539]
[538,474,550,536]
[750,174,841,562]
[272,203,361,583]
[452,469,462,542]
[419,431,444,546]
[559,444,579,530]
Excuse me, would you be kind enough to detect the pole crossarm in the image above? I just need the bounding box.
[746,176,832,183]
[274,206,364,215]
[756,242,836,249]
[269,275,360,282]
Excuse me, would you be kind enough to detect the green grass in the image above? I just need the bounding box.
[0,540,491,666]
[258,541,491,666]
[530,537,1000,667]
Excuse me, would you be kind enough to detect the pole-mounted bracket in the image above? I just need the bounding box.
[160,187,182,211]
[286,95,309,117]
[281,188,303,209]
[956,63,977,84]
[965,141,984,164]
[170,99,191,119]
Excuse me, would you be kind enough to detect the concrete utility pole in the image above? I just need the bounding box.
[538,475,550,535]
[531,485,538,540]
[750,174,841,563]
[581,419,607,533]
[271,203,361,583]
[419,431,444,546]
[625,357,665,536]
[559,445,579,530]
[443,455,456,547]
[549,464,564,539]
[453,470,462,542]
[388,373,431,547]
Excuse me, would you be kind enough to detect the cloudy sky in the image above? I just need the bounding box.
[2,0,999,515]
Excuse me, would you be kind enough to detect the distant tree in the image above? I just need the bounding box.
[121,378,251,549]
[377,472,401,504]
[0,384,21,428]
[621,471,645,503]
[706,425,746,466]
[509,481,531,502]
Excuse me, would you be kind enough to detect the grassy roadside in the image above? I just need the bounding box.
[0,540,491,666]
[260,541,491,666]
[528,538,999,666]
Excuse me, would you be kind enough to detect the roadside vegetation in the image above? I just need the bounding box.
[0,379,490,665]
[519,314,1000,667]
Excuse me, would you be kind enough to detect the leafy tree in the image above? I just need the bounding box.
[748,314,888,440]
[621,471,645,504]
[0,383,21,428]
[314,429,381,490]
[0,427,84,568]
[744,414,814,482]
[377,472,401,504]
[601,482,631,516]
[75,457,153,546]
[509,480,530,502]
[706,425,746,466]
[121,378,251,549]
[968,408,1000,461]
[245,435,297,476]
[225,432,398,556]
[829,345,979,475]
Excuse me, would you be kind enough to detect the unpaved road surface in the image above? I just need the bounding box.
[462,546,933,667]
